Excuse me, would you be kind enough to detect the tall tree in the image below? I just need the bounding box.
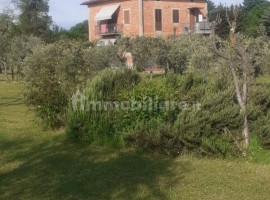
[207,0,216,21]
[243,2,270,37]
[262,7,270,36]
[244,5,269,36]
[15,0,52,39]
[243,0,268,11]
[241,1,270,36]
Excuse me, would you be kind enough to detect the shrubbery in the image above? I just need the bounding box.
[65,68,141,146]
[65,65,270,157]
[23,39,121,128]
[65,70,241,157]
[249,83,270,149]
[23,35,270,157]
[116,35,216,74]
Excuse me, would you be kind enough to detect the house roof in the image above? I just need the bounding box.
[81,0,206,6]
[81,0,113,6]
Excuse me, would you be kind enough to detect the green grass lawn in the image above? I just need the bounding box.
[1,74,270,200]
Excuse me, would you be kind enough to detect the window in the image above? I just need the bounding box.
[172,9,179,24]
[155,9,162,31]
[124,10,130,24]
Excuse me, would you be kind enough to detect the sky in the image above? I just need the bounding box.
[0,0,243,29]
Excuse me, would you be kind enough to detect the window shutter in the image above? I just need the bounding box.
[155,9,162,31]
[173,10,179,23]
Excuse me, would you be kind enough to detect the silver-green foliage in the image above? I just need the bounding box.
[66,68,141,146]
[66,71,242,157]
[23,40,121,128]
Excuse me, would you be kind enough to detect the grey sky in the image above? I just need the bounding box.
[0,0,243,29]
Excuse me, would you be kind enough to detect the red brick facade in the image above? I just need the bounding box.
[82,0,208,41]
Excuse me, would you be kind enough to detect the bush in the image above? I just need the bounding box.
[114,77,171,131]
[67,71,248,157]
[66,68,141,147]
[85,68,141,101]
[116,36,170,70]
[116,35,219,75]
[249,84,270,149]
[24,41,75,128]
[126,73,241,157]
[23,39,122,128]
[169,34,225,75]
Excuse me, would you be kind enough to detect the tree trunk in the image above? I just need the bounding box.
[243,114,249,149]
[242,63,249,149]
[4,62,7,76]
[11,66,14,81]
[3,62,10,81]
[230,63,250,150]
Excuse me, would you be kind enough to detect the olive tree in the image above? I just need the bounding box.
[23,39,121,128]
[0,11,14,79]
[210,6,267,151]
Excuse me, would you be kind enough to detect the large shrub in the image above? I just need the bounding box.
[66,68,141,145]
[249,83,270,149]
[126,73,269,156]
[23,39,121,128]
[65,60,270,157]
[24,41,78,127]
[66,71,247,157]
[117,73,242,157]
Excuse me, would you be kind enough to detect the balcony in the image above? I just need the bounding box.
[182,22,212,35]
[95,23,122,36]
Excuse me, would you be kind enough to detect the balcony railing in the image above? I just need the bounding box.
[182,22,212,34]
[95,23,122,35]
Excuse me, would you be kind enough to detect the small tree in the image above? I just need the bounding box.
[0,10,14,80]
[210,6,264,151]
[9,36,42,80]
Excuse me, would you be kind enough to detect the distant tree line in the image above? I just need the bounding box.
[207,0,270,37]
[0,0,88,80]
[1,0,88,42]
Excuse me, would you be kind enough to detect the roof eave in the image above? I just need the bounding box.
[81,0,112,6]
[81,1,90,5]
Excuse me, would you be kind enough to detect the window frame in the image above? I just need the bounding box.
[172,9,180,24]
[154,8,162,32]
[123,9,131,25]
